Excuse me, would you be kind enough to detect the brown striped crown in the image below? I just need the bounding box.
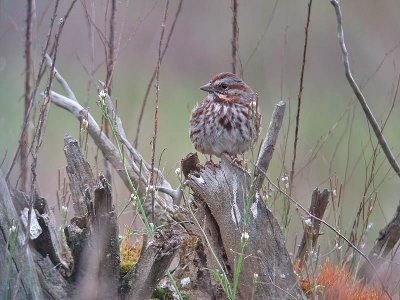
[200,72,254,104]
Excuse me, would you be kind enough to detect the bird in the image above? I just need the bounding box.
[189,72,261,158]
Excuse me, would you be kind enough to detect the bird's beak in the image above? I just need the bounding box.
[200,83,214,92]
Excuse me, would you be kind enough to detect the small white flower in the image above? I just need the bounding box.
[280,273,286,279]
[61,206,68,213]
[241,232,249,241]
[180,277,191,287]
[332,189,337,197]
[81,119,88,129]
[281,176,289,182]
[9,225,16,233]
[99,90,107,98]
[253,273,259,280]
[304,218,312,227]
[145,185,155,193]
[175,167,181,176]
[130,193,137,200]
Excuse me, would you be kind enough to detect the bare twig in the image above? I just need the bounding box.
[44,53,77,101]
[20,0,34,192]
[133,0,183,148]
[150,0,170,224]
[6,0,58,182]
[231,0,239,74]
[330,0,400,177]
[82,0,95,108]
[289,0,313,194]
[106,0,116,91]
[102,0,118,184]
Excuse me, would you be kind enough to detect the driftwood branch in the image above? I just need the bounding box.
[296,188,330,267]
[254,100,286,191]
[330,0,400,177]
[183,102,305,299]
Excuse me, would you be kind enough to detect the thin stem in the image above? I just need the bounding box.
[150,0,169,224]
[134,0,183,148]
[99,92,153,237]
[21,0,34,192]
[231,0,239,74]
[330,0,400,177]
[289,0,313,196]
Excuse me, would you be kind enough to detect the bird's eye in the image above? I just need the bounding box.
[220,83,228,90]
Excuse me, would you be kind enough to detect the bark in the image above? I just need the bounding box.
[121,229,186,300]
[0,169,43,300]
[296,188,330,267]
[186,157,304,299]
[1,135,184,299]
[358,201,400,284]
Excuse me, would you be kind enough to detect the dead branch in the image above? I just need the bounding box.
[330,0,400,177]
[63,135,118,298]
[254,100,286,191]
[64,135,95,217]
[45,53,77,101]
[296,188,330,268]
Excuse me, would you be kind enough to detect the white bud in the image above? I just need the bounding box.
[99,90,107,98]
[241,232,249,241]
[180,277,191,287]
[81,119,88,129]
[9,225,16,233]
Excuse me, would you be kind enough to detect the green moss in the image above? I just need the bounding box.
[151,287,172,300]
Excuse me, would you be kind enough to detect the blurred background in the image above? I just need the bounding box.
[1,0,400,256]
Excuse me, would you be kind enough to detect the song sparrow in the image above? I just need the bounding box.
[189,72,261,158]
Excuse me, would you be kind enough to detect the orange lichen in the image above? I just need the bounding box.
[297,261,389,300]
